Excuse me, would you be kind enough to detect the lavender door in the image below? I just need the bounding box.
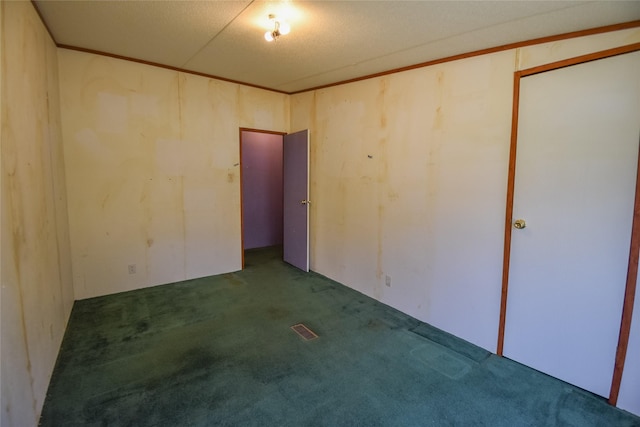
[283,130,309,271]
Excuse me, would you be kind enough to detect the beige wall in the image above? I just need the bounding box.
[291,27,640,406]
[292,50,515,352]
[58,50,289,299]
[1,1,74,425]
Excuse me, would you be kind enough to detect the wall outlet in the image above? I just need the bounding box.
[385,275,392,287]
[128,264,136,274]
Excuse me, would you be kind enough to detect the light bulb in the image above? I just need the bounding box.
[278,21,290,35]
[264,31,274,42]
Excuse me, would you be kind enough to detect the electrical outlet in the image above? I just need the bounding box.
[128,264,136,274]
[385,275,391,287]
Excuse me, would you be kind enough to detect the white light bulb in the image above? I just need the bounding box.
[264,31,274,42]
[278,21,290,35]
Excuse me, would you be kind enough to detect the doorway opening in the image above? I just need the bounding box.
[240,128,311,271]
[239,129,285,267]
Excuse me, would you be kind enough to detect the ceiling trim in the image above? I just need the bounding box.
[31,0,56,43]
[292,19,640,94]
[519,41,640,78]
[56,44,288,95]
[29,0,640,96]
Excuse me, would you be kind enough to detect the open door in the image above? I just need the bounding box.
[283,130,309,271]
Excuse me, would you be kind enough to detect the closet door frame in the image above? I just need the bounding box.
[496,42,640,405]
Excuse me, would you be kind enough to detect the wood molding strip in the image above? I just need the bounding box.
[292,20,640,94]
[239,128,245,269]
[609,135,640,406]
[29,0,639,97]
[57,44,289,95]
[497,70,522,356]
[520,42,640,77]
[30,1,56,43]
[239,127,287,136]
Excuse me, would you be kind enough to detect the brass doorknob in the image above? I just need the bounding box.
[300,200,307,205]
[514,219,526,229]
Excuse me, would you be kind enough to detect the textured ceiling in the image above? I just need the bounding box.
[34,1,640,93]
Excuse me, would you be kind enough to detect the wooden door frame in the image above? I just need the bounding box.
[496,43,640,405]
[238,127,287,268]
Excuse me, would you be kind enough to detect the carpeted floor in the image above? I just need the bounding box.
[40,246,640,426]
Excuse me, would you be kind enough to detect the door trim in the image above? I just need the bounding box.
[496,43,640,404]
[610,145,640,405]
[238,127,286,268]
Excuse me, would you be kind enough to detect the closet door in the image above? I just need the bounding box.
[503,52,640,397]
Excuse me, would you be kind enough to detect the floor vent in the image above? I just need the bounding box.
[291,323,318,341]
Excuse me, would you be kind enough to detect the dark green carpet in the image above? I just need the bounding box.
[40,246,640,426]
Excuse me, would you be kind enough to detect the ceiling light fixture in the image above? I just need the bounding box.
[264,14,290,42]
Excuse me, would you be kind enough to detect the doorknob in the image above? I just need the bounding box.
[300,200,307,205]
[514,219,526,229]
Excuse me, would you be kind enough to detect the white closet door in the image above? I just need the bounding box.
[504,51,640,397]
